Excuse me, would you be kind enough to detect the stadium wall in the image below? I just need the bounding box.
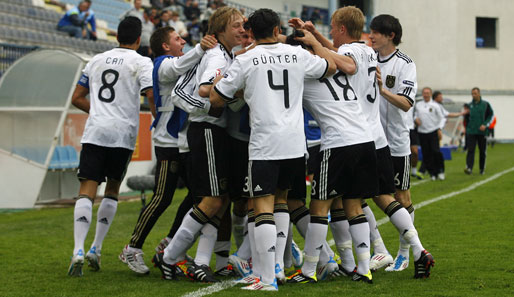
[372,0,514,91]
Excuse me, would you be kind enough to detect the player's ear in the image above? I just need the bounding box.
[388,32,395,42]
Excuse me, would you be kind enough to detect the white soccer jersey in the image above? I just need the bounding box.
[303,46,372,151]
[437,103,449,129]
[153,44,206,148]
[215,42,329,160]
[339,42,387,149]
[79,47,153,150]
[415,99,445,133]
[378,49,418,157]
[187,43,235,127]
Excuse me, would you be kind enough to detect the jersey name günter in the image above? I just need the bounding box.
[215,43,328,160]
[378,49,417,157]
[79,48,153,150]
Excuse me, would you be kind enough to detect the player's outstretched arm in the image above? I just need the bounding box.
[289,18,336,51]
[376,66,412,112]
[71,84,90,113]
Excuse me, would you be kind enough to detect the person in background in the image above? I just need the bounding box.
[156,10,171,28]
[431,90,464,176]
[57,0,97,40]
[463,87,494,175]
[170,11,189,41]
[139,8,155,58]
[119,0,143,22]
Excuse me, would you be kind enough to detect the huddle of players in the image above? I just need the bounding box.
[67,4,435,292]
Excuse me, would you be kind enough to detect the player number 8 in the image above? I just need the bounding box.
[98,69,120,103]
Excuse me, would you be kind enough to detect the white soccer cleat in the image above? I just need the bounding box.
[275,263,286,285]
[120,245,150,274]
[85,246,101,271]
[385,254,409,272]
[155,237,170,254]
[369,253,394,271]
[242,279,278,291]
[229,253,252,277]
[437,173,445,180]
[235,274,259,284]
[316,257,339,281]
[68,249,84,277]
[291,240,303,268]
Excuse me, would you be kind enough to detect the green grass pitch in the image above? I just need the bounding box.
[1,144,513,296]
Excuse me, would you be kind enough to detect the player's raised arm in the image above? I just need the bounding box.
[296,30,336,77]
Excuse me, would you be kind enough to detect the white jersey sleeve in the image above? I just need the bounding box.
[300,48,329,80]
[438,103,449,129]
[199,48,229,86]
[213,58,245,101]
[396,61,417,106]
[159,44,205,81]
[171,63,211,114]
[136,57,153,94]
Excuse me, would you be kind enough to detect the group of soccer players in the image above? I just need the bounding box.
[67,5,435,291]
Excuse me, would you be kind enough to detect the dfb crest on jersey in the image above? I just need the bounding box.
[429,108,433,112]
[386,75,396,88]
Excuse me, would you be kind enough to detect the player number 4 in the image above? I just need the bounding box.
[267,70,289,108]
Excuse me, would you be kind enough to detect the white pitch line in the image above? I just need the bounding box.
[183,280,237,297]
[189,166,514,297]
[411,179,429,186]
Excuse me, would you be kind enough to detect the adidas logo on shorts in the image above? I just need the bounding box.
[254,185,262,191]
[268,246,276,252]
[277,231,286,238]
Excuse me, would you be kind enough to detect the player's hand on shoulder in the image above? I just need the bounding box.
[200,35,218,51]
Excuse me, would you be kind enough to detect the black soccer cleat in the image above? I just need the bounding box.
[352,270,373,284]
[331,264,356,278]
[286,271,317,284]
[152,251,177,280]
[186,263,220,283]
[414,250,435,279]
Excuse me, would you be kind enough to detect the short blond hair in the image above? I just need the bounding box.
[332,6,364,40]
[207,6,243,36]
